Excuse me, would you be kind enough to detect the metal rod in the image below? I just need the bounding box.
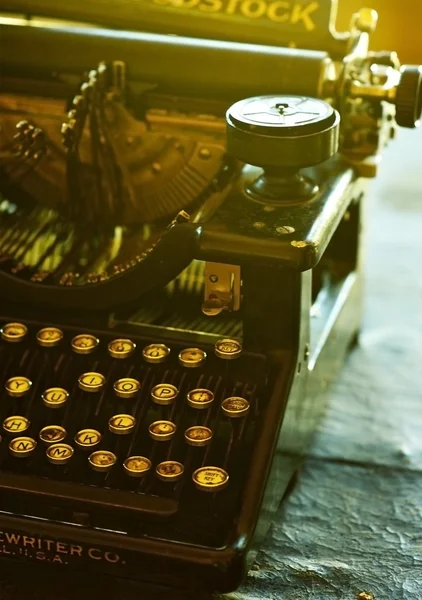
[0,22,330,100]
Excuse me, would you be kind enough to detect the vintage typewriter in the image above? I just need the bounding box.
[0,0,421,593]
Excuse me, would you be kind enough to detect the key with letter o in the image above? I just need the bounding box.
[113,378,141,399]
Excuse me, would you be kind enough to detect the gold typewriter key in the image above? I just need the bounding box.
[178,348,207,368]
[156,460,184,482]
[75,429,102,449]
[108,338,136,359]
[149,420,176,441]
[214,338,243,360]
[187,389,214,410]
[108,414,136,435]
[36,327,63,348]
[42,387,69,409]
[3,416,30,435]
[9,436,37,458]
[151,383,179,406]
[193,466,229,492]
[142,343,170,364]
[1,322,28,343]
[5,376,32,398]
[39,425,67,445]
[71,334,99,355]
[221,397,250,418]
[123,456,152,478]
[46,443,74,465]
[88,450,117,472]
[185,426,213,447]
[113,378,141,399]
[78,372,106,393]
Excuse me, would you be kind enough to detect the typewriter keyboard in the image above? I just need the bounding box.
[0,321,266,547]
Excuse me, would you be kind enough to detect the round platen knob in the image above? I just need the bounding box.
[395,65,422,128]
[226,95,340,170]
[226,96,340,201]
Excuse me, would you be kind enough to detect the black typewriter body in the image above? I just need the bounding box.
[0,162,364,591]
[0,0,421,593]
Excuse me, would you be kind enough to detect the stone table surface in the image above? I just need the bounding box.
[0,130,421,600]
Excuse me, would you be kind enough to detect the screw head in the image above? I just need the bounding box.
[253,222,265,230]
[276,226,295,235]
[199,147,211,159]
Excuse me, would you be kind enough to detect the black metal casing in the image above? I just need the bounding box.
[0,2,374,593]
[0,156,365,592]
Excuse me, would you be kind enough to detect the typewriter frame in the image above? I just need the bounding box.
[0,156,365,591]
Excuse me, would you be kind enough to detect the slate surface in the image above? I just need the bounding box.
[0,131,420,599]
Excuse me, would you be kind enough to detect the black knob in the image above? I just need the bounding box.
[395,65,422,128]
[226,95,340,169]
[226,96,340,201]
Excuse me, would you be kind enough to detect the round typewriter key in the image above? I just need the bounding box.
[142,343,170,364]
[185,426,213,447]
[1,322,28,343]
[3,416,30,435]
[187,389,214,409]
[178,348,206,368]
[193,466,229,492]
[151,383,178,406]
[108,414,136,435]
[46,443,74,465]
[108,338,135,359]
[36,327,63,347]
[123,456,152,478]
[221,397,250,418]
[5,376,32,398]
[214,338,242,360]
[39,425,67,445]
[75,428,102,449]
[9,436,37,458]
[149,420,176,441]
[42,387,69,408]
[113,378,141,399]
[88,450,117,472]
[78,372,106,393]
[156,460,184,482]
[71,334,99,355]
